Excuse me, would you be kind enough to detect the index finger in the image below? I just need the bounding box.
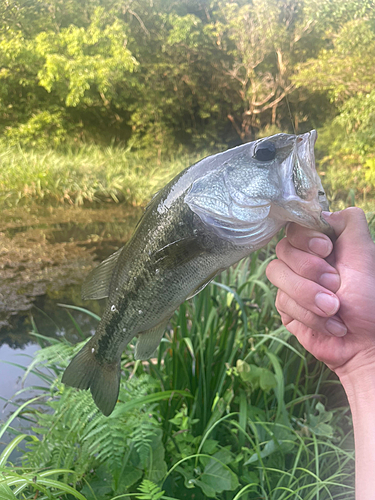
[285,223,333,259]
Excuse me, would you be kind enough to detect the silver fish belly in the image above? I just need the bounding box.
[62,130,333,415]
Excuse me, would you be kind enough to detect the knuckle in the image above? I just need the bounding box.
[280,312,292,327]
[293,278,307,298]
[275,238,289,259]
[265,259,279,280]
[275,290,290,312]
[298,307,316,326]
[296,255,316,278]
[346,206,365,218]
[341,206,367,227]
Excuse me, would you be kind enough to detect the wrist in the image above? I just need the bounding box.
[336,349,375,400]
[338,353,375,500]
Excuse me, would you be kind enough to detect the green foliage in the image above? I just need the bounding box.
[292,11,375,207]
[314,86,375,206]
[0,404,88,499]
[1,246,355,499]
[136,479,166,500]
[0,0,374,207]
[35,7,137,108]
[1,1,370,497]
[5,110,76,148]
[1,0,371,151]
[294,17,375,103]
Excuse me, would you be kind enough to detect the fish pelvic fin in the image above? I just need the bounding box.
[135,319,169,360]
[62,341,121,417]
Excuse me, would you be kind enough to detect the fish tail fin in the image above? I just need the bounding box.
[62,342,121,417]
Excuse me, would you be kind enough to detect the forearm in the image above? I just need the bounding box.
[338,362,375,500]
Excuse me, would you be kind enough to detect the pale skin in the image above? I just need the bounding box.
[266,207,375,500]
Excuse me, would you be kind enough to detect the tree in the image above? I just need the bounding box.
[0,0,373,154]
[293,9,375,199]
[204,0,323,141]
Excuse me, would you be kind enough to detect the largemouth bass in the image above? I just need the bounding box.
[62,130,333,416]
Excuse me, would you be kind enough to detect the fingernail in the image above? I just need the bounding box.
[322,211,332,217]
[308,237,331,257]
[315,292,340,315]
[326,318,347,337]
[320,272,340,291]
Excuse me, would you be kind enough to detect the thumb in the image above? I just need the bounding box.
[322,207,372,253]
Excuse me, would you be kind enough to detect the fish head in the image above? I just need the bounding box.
[185,130,334,246]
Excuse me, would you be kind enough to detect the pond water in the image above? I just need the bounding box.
[0,204,143,419]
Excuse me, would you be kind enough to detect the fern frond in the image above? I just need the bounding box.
[136,479,165,500]
[131,418,158,467]
[24,387,98,474]
[26,340,81,376]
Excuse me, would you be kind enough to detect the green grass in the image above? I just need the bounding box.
[0,246,355,499]
[1,141,373,213]
[0,143,202,207]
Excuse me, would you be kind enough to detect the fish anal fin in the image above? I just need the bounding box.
[135,319,169,360]
[62,341,121,417]
[82,247,123,301]
[186,269,224,300]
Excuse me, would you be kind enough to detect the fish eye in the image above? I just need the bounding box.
[254,141,276,162]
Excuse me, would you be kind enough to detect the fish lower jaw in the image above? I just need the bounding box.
[271,199,324,229]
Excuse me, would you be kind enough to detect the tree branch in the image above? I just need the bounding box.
[227,113,244,140]
[128,9,150,37]
[245,83,296,115]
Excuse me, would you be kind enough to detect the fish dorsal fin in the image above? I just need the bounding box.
[134,319,169,360]
[82,247,123,300]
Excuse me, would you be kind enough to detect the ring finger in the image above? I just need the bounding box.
[275,238,340,292]
[266,260,340,317]
[276,290,347,337]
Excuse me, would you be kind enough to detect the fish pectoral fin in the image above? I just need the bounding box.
[153,236,204,268]
[186,269,224,300]
[82,247,124,300]
[135,320,169,360]
[62,341,121,417]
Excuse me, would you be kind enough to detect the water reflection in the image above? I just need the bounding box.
[1,285,104,348]
[0,343,41,415]
[0,204,142,345]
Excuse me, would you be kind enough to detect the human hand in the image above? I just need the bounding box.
[266,208,375,379]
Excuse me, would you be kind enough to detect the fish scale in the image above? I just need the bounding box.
[62,130,334,416]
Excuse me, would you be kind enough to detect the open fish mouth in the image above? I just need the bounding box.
[281,130,318,203]
[275,130,334,238]
[292,129,329,210]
